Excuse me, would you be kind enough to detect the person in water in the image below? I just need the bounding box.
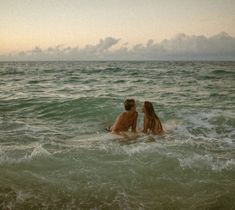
[141,101,164,135]
[108,99,138,134]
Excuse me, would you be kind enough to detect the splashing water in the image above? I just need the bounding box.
[0,61,235,209]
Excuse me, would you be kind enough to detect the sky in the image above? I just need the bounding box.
[1,0,235,60]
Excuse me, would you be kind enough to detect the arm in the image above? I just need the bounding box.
[111,113,124,133]
[142,116,148,133]
[155,118,164,134]
[143,117,152,134]
[131,112,138,132]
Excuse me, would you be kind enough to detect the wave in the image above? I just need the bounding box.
[1,61,235,210]
[211,69,234,75]
[103,67,122,72]
[0,144,51,165]
[178,153,235,172]
[1,96,119,121]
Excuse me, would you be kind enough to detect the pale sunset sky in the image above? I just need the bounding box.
[1,0,235,60]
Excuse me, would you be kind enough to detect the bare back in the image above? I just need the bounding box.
[111,111,138,132]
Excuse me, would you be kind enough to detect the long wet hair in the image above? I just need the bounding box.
[144,101,163,132]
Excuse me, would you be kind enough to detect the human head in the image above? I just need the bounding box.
[142,101,155,116]
[124,99,136,111]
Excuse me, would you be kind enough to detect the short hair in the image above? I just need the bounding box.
[124,99,135,111]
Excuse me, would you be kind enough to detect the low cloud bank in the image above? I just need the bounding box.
[1,32,235,61]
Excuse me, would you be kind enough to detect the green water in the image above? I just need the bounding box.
[0,61,235,209]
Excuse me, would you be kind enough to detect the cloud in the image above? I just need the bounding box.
[159,32,235,59]
[31,46,43,54]
[1,32,235,61]
[77,37,120,59]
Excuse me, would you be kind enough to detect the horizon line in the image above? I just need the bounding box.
[1,59,235,62]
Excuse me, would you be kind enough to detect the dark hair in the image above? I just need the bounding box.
[144,101,163,131]
[124,99,135,111]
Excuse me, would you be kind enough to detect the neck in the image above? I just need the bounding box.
[127,109,135,114]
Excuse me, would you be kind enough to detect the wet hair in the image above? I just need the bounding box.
[124,99,135,111]
[144,101,163,131]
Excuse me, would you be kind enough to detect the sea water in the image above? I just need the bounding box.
[0,61,234,209]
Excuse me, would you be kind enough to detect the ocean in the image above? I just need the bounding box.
[0,61,234,209]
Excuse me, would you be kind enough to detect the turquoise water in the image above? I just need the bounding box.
[0,61,235,209]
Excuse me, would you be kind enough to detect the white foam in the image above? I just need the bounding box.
[0,144,51,165]
[28,144,51,159]
[178,109,235,140]
[122,143,152,155]
[178,153,235,171]
[16,191,32,203]
[164,119,183,132]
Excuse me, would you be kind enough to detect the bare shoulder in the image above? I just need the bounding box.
[119,112,126,119]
